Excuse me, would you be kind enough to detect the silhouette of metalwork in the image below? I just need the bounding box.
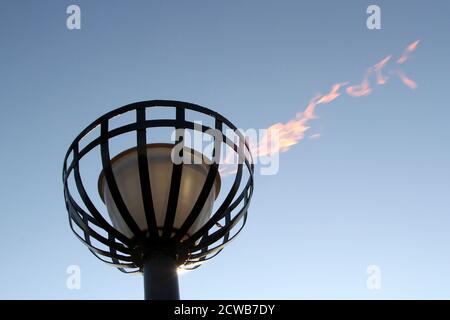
[62,100,254,274]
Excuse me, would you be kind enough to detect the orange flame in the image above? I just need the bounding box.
[397,40,420,64]
[219,40,420,176]
[346,69,373,97]
[256,116,309,157]
[256,40,419,157]
[395,70,418,89]
[374,55,392,85]
[302,95,321,120]
[317,82,348,104]
[254,82,348,157]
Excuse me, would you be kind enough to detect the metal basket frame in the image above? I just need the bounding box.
[62,100,254,273]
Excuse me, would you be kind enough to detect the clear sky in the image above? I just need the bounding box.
[1,0,450,299]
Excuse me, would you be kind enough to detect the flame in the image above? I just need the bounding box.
[346,69,373,97]
[263,41,419,151]
[397,40,420,64]
[218,40,420,176]
[257,40,419,156]
[317,82,348,104]
[256,116,309,157]
[346,55,393,95]
[256,82,348,156]
[374,55,392,85]
[302,95,321,120]
[395,70,418,89]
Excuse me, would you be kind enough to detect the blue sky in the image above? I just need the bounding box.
[1,0,450,299]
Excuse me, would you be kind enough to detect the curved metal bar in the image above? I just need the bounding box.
[70,144,132,246]
[162,107,184,239]
[190,182,253,253]
[88,249,137,269]
[189,208,249,260]
[172,163,219,242]
[68,207,131,255]
[172,119,222,243]
[189,204,249,255]
[136,108,159,240]
[108,233,137,273]
[67,198,132,255]
[100,120,142,237]
[188,248,223,263]
[181,149,244,247]
[65,120,178,175]
[64,100,251,159]
[68,218,134,262]
[65,119,253,178]
[65,191,105,229]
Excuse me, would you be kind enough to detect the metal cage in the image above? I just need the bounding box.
[62,100,254,274]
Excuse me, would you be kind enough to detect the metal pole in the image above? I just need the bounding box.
[143,251,180,300]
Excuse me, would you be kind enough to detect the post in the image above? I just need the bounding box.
[143,251,180,300]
